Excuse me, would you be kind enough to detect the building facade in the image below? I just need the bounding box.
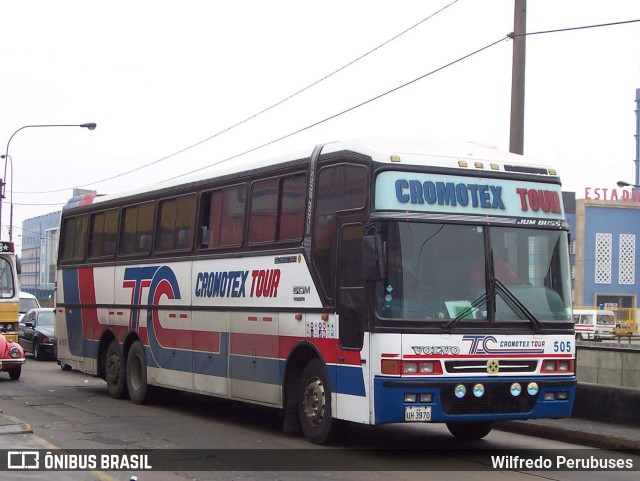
[568,193,640,316]
[19,211,61,301]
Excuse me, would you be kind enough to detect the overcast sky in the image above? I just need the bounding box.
[2,0,639,250]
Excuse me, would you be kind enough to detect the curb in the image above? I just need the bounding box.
[0,413,33,436]
[495,421,640,451]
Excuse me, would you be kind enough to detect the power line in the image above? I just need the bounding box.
[510,18,640,38]
[15,15,640,196]
[161,35,510,183]
[17,0,461,195]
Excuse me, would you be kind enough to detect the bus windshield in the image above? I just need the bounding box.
[0,257,16,299]
[376,222,572,324]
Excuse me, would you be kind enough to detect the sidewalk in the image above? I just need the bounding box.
[496,417,640,451]
[0,412,121,480]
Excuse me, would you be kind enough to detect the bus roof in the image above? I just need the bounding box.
[86,138,559,207]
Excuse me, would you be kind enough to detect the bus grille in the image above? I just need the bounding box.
[444,360,537,374]
[441,383,537,414]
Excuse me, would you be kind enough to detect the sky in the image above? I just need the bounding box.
[1,0,639,251]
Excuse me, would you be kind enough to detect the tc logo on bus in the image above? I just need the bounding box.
[123,266,181,329]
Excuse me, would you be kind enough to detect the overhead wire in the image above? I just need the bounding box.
[12,17,640,202]
[17,0,461,195]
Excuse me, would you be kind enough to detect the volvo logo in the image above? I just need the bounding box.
[487,359,500,374]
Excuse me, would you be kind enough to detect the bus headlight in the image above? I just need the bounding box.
[472,384,485,398]
[454,384,466,399]
[403,362,418,374]
[419,362,435,373]
[510,383,522,396]
[557,361,570,371]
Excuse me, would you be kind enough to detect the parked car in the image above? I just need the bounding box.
[19,291,41,322]
[18,308,56,360]
[0,329,25,379]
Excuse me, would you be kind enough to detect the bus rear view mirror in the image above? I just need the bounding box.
[363,234,386,282]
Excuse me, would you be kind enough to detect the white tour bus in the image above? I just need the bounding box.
[55,139,576,444]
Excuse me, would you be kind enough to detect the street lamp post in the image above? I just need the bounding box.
[1,122,97,241]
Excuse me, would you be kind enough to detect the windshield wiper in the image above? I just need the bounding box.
[442,293,488,331]
[494,279,546,333]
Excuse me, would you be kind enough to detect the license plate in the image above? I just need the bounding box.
[405,406,431,422]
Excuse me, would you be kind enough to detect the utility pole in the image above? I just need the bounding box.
[509,0,526,154]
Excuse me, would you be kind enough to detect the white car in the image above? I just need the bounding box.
[18,292,41,322]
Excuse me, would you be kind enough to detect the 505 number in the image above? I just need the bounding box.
[553,341,572,353]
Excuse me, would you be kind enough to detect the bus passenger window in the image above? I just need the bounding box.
[278,173,307,241]
[158,195,196,251]
[61,215,89,261]
[89,209,119,258]
[249,179,279,243]
[202,185,246,249]
[120,202,155,255]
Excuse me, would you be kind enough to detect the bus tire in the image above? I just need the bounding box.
[60,362,72,372]
[298,359,336,445]
[105,339,128,399]
[126,341,154,404]
[446,421,493,440]
[9,366,21,380]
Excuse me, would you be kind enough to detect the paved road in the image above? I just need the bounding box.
[0,359,638,480]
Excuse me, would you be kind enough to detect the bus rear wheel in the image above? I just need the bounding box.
[298,359,337,445]
[105,339,128,399]
[446,421,493,440]
[126,341,154,404]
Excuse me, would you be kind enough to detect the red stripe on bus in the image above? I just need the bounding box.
[230,333,279,358]
[78,267,100,341]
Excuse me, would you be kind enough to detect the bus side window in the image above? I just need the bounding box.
[200,185,246,249]
[312,163,367,300]
[120,202,155,255]
[61,214,89,262]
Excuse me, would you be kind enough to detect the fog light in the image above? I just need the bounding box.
[556,391,569,400]
[454,384,466,399]
[510,383,522,396]
[544,392,556,401]
[419,393,432,403]
[404,362,418,374]
[527,382,539,396]
[473,384,485,398]
[404,394,417,403]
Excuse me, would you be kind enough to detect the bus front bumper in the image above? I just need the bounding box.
[373,375,576,425]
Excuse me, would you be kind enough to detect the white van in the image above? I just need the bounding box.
[573,309,615,341]
[18,291,41,321]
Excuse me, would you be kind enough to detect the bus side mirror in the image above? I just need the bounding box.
[363,234,386,282]
[16,257,21,275]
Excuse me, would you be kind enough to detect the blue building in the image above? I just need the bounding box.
[569,195,640,313]
[19,211,61,301]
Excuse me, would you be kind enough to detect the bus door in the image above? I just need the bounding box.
[336,221,369,422]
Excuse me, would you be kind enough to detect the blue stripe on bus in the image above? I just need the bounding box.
[62,268,86,357]
[229,355,282,385]
[328,364,367,397]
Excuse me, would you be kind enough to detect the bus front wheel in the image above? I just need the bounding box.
[105,339,128,399]
[446,421,493,440]
[298,359,337,445]
[127,341,154,404]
